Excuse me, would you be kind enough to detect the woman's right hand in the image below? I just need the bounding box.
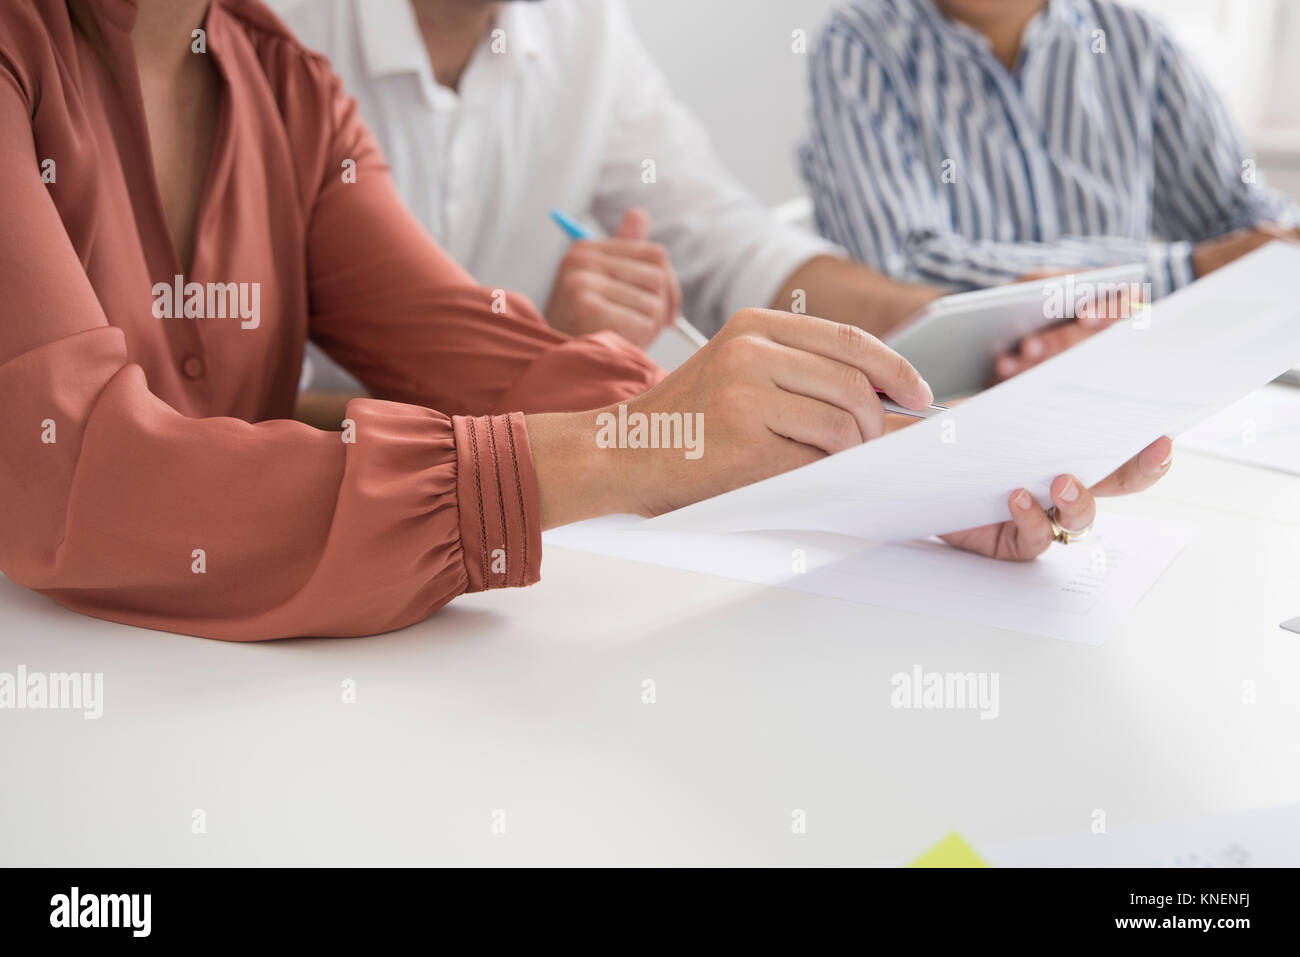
[529,308,933,526]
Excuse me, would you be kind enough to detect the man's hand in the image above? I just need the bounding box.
[544,207,682,347]
[940,437,1172,560]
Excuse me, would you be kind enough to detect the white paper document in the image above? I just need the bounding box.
[1176,383,1300,476]
[986,802,1300,867]
[545,511,1191,644]
[642,243,1300,540]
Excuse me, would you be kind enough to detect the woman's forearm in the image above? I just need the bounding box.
[527,411,637,529]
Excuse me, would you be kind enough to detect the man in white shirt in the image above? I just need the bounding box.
[272,0,942,397]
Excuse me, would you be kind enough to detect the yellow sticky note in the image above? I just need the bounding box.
[908,832,989,868]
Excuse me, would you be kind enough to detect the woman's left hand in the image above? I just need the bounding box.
[940,436,1172,560]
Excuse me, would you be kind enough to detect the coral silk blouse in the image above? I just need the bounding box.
[0,0,660,640]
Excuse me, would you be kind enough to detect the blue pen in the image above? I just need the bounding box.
[549,208,593,241]
[548,208,707,346]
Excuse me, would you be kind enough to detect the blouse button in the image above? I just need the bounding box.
[182,356,205,379]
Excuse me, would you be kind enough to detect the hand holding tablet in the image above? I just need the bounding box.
[884,264,1147,400]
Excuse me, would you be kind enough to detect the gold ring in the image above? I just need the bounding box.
[1046,506,1092,545]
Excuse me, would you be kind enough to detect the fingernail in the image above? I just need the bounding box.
[1159,451,1173,470]
[1013,489,1033,510]
[1023,338,1044,358]
[997,356,1018,376]
[1059,478,1081,503]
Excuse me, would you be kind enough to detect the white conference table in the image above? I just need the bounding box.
[1,446,1298,867]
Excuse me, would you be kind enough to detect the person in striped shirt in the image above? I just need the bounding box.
[800,0,1300,377]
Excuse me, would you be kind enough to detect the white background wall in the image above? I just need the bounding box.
[624,0,840,205]
[624,0,1300,205]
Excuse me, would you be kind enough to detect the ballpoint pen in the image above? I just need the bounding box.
[876,390,949,419]
[549,208,708,346]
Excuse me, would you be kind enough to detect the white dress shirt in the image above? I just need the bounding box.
[271,0,837,373]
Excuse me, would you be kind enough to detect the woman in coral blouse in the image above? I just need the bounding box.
[0,0,1172,640]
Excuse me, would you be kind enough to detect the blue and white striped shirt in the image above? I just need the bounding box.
[799,0,1299,298]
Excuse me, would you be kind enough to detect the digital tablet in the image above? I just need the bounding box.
[884,264,1147,401]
